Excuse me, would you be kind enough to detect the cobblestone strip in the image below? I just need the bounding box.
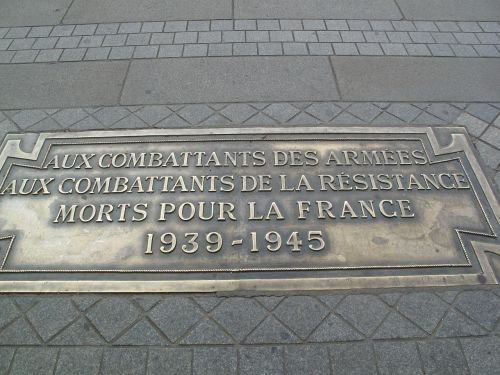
[0,289,498,374]
[0,20,499,62]
[1,101,499,190]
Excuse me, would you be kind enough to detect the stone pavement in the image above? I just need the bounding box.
[0,0,499,373]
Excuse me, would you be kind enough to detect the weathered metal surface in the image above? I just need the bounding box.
[0,126,498,292]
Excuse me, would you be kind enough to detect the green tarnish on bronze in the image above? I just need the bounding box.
[0,126,498,292]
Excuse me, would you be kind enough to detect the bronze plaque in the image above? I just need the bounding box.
[0,127,498,292]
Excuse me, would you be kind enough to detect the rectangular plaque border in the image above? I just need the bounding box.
[0,125,498,292]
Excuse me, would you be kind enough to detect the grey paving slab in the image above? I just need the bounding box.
[234,0,402,19]
[0,61,127,109]
[0,0,72,27]
[396,0,500,21]
[331,57,500,101]
[121,57,339,104]
[63,0,231,24]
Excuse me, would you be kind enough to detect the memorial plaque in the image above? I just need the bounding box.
[0,126,498,292]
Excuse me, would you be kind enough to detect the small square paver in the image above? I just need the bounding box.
[96,23,120,35]
[283,42,308,55]
[341,31,365,42]
[56,36,82,49]
[233,43,257,56]
[32,37,58,50]
[347,20,371,31]
[235,20,257,31]
[257,20,280,30]
[317,31,341,43]
[381,43,407,55]
[293,31,317,42]
[142,22,164,33]
[222,31,245,43]
[258,43,282,55]
[303,20,326,31]
[84,47,110,61]
[133,45,159,58]
[118,23,142,34]
[356,43,383,55]
[79,35,104,48]
[326,20,349,30]
[183,44,207,57]
[60,48,87,62]
[11,50,38,63]
[150,32,174,45]
[158,45,183,57]
[164,21,187,32]
[333,43,358,55]
[432,32,457,44]
[210,20,232,31]
[246,31,269,42]
[387,31,411,43]
[35,49,63,62]
[198,31,221,44]
[28,26,52,38]
[51,25,75,37]
[109,46,134,59]
[308,43,333,55]
[102,34,127,47]
[73,24,98,36]
[126,33,151,46]
[364,31,388,43]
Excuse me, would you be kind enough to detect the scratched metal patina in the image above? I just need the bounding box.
[0,127,498,292]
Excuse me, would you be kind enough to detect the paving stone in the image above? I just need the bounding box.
[330,342,377,375]
[158,44,183,57]
[316,294,344,308]
[131,295,161,311]
[11,50,39,63]
[404,43,431,56]
[255,296,285,310]
[49,317,104,345]
[235,0,401,19]
[60,48,87,61]
[235,20,257,31]
[142,22,165,33]
[378,293,401,306]
[263,103,300,122]
[55,348,102,375]
[0,317,41,344]
[426,103,463,122]
[332,42,359,55]
[482,125,500,149]
[0,50,14,63]
[347,103,382,121]
[304,102,341,121]
[177,104,213,124]
[474,140,500,169]
[332,57,500,101]
[428,44,455,57]
[0,348,15,374]
[0,298,19,330]
[9,38,35,50]
[418,339,469,374]
[245,315,300,344]
[181,318,233,344]
[87,297,140,341]
[285,345,330,375]
[26,298,79,342]
[233,42,258,56]
[198,31,221,44]
[148,348,191,375]
[372,312,427,339]
[271,31,294,42]
[10,348,58,375]
[113,319,165,345]
[148,297,203,341]
[466,103,500,123]
[193,347,237,375]
[220,104,257,123]
[413,107,449,123]
[28,26,53,38]
[210,297,267,341]
[455,113,489,137]
[0,61,127,109]
[122,57,339,104]
[94,106,130,126]
[461,337,500,374]
[100,348,147,375]
[451,45,479,57]
[95,23,120,35]
[239,346,284,375]
[309,313,364,342]
[33,37,58,49]
[454,290,500,330]
[337,295,390,335]
[374,341,423,375]
[397,292,449,333]
[272,296,329,339]
[103,34,127,46]
[308,42,333,55]
[79,35,105,48]
[12,296,38,311]
[11,109,47,129]
[436,290,459,304]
